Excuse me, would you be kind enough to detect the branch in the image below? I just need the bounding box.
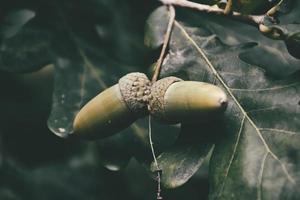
[151,5,176,83]
[160,1,288,47]
[149,6,176,200]
[159,0,270,27]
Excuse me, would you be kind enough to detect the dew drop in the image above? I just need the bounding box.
[58,128,66,133]
[105,164,120,171]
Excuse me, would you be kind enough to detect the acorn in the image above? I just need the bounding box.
[73,72,151,139]
[148,77,228,124]
[73,73,228,139]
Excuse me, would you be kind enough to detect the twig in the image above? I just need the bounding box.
[149,5,176,199]
[152,5,176,83]
[148,116,159,172]
[224,0,233,15]
[148,116,163,199]
[159,0,270,26]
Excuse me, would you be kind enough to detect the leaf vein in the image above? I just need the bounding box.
[259,128,298,135]
[257,152,268,200]
[217,116,245,198]
[230,83,299,92]
[247,106,278,113]
[174,21,296,185]
[78,49,107,89]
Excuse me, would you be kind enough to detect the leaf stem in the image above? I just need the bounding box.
[149,6,176,199]
[224,0,233,15]
[148,116,159,171]
[148,116,163,199]
[151,5,176,83]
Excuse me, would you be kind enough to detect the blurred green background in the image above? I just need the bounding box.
[0,0,210,199]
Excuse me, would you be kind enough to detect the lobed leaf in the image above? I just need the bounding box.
[146,5,300,199]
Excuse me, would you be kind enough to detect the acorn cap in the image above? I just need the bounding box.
[119,72,151,117]
[148,76,183,122]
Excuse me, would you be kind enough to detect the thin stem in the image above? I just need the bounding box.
[149,5,176,199]
[149,115,159,169]
[224,0,233,15]
[151,5,176,83]
[148,115,163,199]
[160,0,266,26]
[267,0,284,16]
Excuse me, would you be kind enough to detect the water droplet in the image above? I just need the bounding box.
[58,128,66,133]
[105,164,120,171]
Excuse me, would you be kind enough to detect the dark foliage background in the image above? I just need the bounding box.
[0,0,299,199]
[0,0,210,199]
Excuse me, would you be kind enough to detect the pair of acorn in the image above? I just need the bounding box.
[73,72,228,139]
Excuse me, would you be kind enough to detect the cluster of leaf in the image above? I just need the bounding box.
[145,1,300,199]
[0,0,299,199]
[0,0,169,199]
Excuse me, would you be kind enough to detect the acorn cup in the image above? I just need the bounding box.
[148,77,228,124]
[73,72,151,139]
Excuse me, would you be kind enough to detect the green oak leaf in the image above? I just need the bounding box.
[146,5,300,199]
[150,122,221,188]
[145,6,171,49]
[285,31,300,59]
[176,6,300,77]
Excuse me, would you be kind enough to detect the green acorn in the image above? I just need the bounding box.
[148,77,228,124]
[73,72,151,139]
[73,74,228,139]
